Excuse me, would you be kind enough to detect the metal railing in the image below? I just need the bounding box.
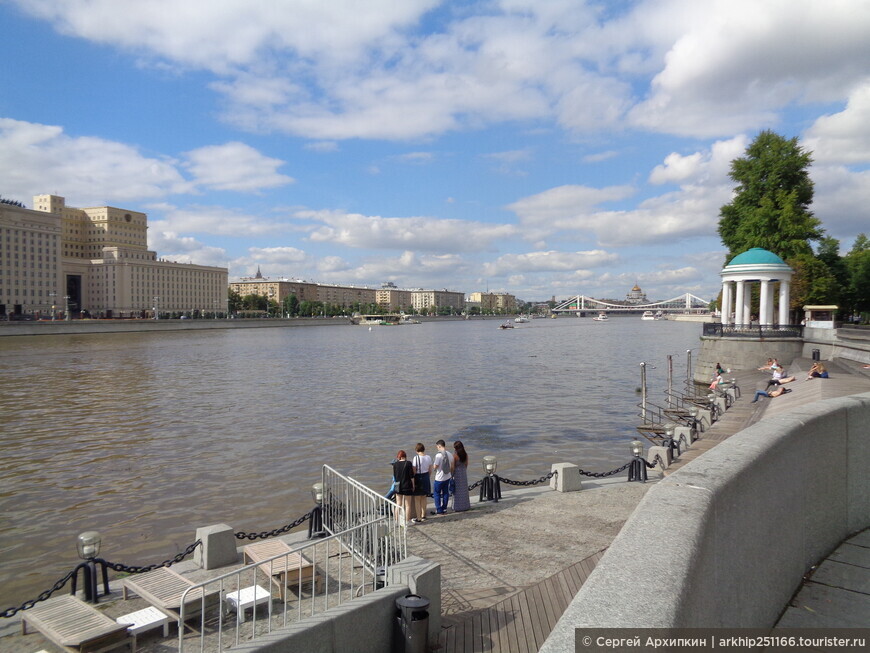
[176,518,399,652]
[321,464,407,575]
[702,323,802,338]
[175,466,407,652]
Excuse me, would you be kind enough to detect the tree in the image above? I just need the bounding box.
[283,294,299,317]
[845,234,870,317]
[227,289,243,312]
[718,130,823,262]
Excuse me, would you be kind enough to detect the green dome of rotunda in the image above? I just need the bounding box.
[726,248,787,267]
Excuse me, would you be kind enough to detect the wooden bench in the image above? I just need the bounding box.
[243,540,321,602]
[122,567,219,633]
[21,595,131,653]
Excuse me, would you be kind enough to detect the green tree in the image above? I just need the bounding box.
[283,294,299,317]
[718,130,823,262]
[227,289,243,312]
[845,234,870,317]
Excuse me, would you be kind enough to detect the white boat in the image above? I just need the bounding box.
[514,316,530,323]
[400,315,421,324]
[641,311,656,320]
[592,312,608,321]
[351,313,402,325]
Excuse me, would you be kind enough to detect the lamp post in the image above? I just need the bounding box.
[64,295,71,321]
[153,296,159,320]
[49,292,56,321]
[628,440,648,482]
[308,482,326,538]
[479,455,501,503]
[74,531,109,603]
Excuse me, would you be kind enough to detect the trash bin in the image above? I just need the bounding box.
[394,593,429,653]
[812,348,820,361]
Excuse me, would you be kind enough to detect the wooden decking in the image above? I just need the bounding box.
[436,550,604,652]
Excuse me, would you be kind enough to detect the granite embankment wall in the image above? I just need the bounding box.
[540,392,870,649]
[695,326,870,383]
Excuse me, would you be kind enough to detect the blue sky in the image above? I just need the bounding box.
[2,0,869,302]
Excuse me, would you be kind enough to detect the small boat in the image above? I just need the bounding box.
[641,311,656,320]
[514,316,530,323]
[592,312,608,321]
[499,321,514,329]
[400,315,421,324]
[352,313,402,325]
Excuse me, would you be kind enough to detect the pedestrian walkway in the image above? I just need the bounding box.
[776,528,870,628]
[437,551,604,652]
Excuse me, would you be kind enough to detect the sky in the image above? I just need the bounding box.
[1,0,869,303]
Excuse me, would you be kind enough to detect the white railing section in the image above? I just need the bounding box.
[321,464,407,576]
[175,466,407,652]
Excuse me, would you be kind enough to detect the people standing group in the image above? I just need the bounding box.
[390,439,472,524]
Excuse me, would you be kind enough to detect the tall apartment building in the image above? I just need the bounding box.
[376,285,414,311]
[232,272,465,314]
[412,289,465,313]
[0,195,227,318]
[468,291,516,312]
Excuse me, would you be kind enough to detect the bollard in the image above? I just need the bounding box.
[393,594,430,653]
[549,463,582,492]
[194,524,238,569]
[673,425,694,445]
[647,446,671,470]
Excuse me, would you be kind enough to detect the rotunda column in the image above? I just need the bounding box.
[778,280,791,325]
[734,280,746,326]
[721,280,733,325]
[759,280,771,326]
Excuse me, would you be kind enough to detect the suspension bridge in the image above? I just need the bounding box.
[552,292,710,316]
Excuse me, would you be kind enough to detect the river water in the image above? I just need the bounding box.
[0,317,700,605]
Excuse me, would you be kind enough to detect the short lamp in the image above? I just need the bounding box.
[689,407,699,419]
[77,531,101,560]
[664,424,675,438]
[311,482,324,505]
[630,440,644,458]
[482,455,497,475]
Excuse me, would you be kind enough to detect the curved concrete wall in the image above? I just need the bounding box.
[541,392,870,650]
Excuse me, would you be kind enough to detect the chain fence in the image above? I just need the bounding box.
[577,461,634,478]
[1,539,202,619]
[233,512,311,541]
[101,539,201,574]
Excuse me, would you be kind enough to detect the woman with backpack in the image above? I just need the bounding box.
[391,450,415,524]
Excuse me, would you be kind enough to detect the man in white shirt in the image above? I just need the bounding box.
[432,439,454,515]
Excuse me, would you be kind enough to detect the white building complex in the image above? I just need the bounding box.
[1,195,227,318]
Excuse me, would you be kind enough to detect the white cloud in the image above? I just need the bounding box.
[483,250,618,276]
[804,81,870,164]
[150,204,287,237]
[182,142,294,191]
[0,117,190,204]
[506,184,637,228]
[628,0,870,137]
[148,231,228,267]
[300,209,517,252]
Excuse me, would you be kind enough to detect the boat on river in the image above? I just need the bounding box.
[641,311,656,320]
[352,313,402,326]
[514,316,530,323]
[499,321,514,329]
[592,312,608,321]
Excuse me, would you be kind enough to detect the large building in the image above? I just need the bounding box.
[232,272,465,313]
[1,195,227,318]
[467,291,517,313]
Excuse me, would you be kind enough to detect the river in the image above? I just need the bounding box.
[0,317,701,605]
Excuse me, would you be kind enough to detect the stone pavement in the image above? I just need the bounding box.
[403,477,655,624]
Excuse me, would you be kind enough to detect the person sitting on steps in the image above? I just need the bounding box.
[751,385,792,403]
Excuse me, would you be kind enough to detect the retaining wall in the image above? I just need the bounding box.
[233,555,440,653]
[540,392,870,650]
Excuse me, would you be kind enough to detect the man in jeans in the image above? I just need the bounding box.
[432,439,455,515]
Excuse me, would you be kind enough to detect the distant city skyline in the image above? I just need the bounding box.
[2,1,868,302]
